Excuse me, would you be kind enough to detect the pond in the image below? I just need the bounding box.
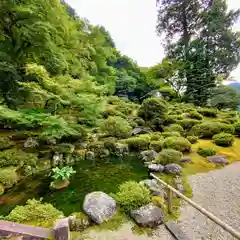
[0,156,148,216]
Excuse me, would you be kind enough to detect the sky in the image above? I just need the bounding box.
[66,0,240,79]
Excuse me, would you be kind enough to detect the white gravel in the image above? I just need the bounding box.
[178,162,240,240]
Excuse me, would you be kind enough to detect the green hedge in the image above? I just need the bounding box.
[212,133,235,147]
[177,119,200,131]
[187,136,198,144]
[197,108,217,118]
[163,137,191,152]
[155,149,183,165]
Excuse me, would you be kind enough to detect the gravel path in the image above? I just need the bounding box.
[178,162,240,240]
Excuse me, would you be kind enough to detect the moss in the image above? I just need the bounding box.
[0,137,15,150]
[0,183,4,195]
[0,167,19,187]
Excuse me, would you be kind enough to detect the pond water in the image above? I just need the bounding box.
[0,156,148,216]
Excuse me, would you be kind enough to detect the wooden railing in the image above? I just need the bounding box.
[150,173,240,239]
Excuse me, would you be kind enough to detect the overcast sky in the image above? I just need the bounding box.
[66,0,240,79]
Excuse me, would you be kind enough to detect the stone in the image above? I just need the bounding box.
[180,157,192,163]
[165,221,191,240]
[132,127,152,136]
[130,203,164,228]
[83,192,117,224]
[140,150,157,162]
[115,143,129,157]
[53,218,70,240]
[148,164,164,172]
[207,155,228,165]
[164,164,182,175]
[139,179,164,198]
[174,177,185,194]
[53,152,64,166]
[23,137,39,148]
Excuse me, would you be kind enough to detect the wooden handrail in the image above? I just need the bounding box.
[150,173,240,239]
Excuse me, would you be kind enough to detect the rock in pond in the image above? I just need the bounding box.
[83,191,117,224]
[164,164,182,175]
[140,150,157,162]
[207,155,228,165]
[180,157,192,163]
[130,203,164,228]
[148,164,164,172]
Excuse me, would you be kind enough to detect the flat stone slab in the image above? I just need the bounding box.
[207,155,228,165]
[165,221,191,240]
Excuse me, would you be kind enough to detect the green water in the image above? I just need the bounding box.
[0,156,147,216]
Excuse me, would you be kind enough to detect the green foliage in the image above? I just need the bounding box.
[51,166,76,181]
[124,136,150,152]
[0,167,18,187]
[101,116,132,139]
[0,149,37,168]
[5,199,63,223]
[198,148,216,157]
[162,131,181,138]
[163,137,191,152]
[155,149,183,165]
[164,114,183,125]
[191,122,234,138]
[70,212,90,232]
[0,183,4,195]
[234,122,240,136]
[187,111,203,120]
[197,108,217,118]
[176,119,200,131]
[114,181,151,212]
[138,98,167,121]
[0,137,14,150]
[187,136,198,144]
[149,140,163,152]
[164,124,184,134]
[212,133,235,147]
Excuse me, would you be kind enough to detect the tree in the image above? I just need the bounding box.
[156,0,240,105]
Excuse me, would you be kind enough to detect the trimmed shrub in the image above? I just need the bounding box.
[164,115,183,125]
[213,133,235,147]
[0,183,4,195]
[197,108,217,118]
[191,122,234,138]
[163,137,191,152]
[0,137,14,150]
[6,199,63,223]
[101,116,132,139]
[198,148,216,157]
[124,136,150,152]
[177,119,200,131]
[162,131,181,138]
[235,122,240,136]
[164,124,184,134]
[155,149,183,165]
[187,111,203,120]
[0,167,19,187]
[114,181,151,212]
[150,140,163,152]
[149,132,162,141]
[138,98,167,121]
[187,136,198,144]
[0,149,38,168]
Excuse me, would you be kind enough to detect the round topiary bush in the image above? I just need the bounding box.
[186,136,198,144]
[164,115,183,125]
[234,122,240,136]
[149,140,163,152]
[164,124,184,135]
[197,108,217,118]
[212,133,235,147]
[176,119,200,131]
[191,122,234,138]
[155,149,183,165]
[138,98,167,121]
[163,137,191,152]
[187,111,203,120]
[114,181,151,212]
[162,131,181,138]
[198,148,216,157]
[124,136,150,152]
[0,167,19,187]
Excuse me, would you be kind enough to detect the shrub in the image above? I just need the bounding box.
[0,167,19,187]
[138,98,167,121]
[0,137,14,150]
[191,122,234,138]
[0,183,4,195]
[164,124,184,134]
[114,181,151,212]
[164,115,183,125]
[235,122,240,136]
[162,131,181,138]
[177,119,200,131]
[198,148,216,157]
[155,149,183,165]
[212,133,235,147]
[187,136,198,144]
[197,108,217,118]
[149,132,162,141]
[187,111,203,120]
[149,140,163,152]
[124,136,150,152]
[51,166,76,181]
[70,212,90,232]
[163,137,191,152]
[0,149,38,168]
[6,199,63,223]
[101,116,132,139]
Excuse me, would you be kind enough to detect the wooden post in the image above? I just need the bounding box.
[167,188,173,214]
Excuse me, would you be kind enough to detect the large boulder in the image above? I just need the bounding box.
[132,127,152,136]
[130,203,164,228]
[164,164,182,175]
[207,155,228,165]
[139,179,164,198]
[148,164,164,173]
[140,150,157,162]
[83,192,117,224]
